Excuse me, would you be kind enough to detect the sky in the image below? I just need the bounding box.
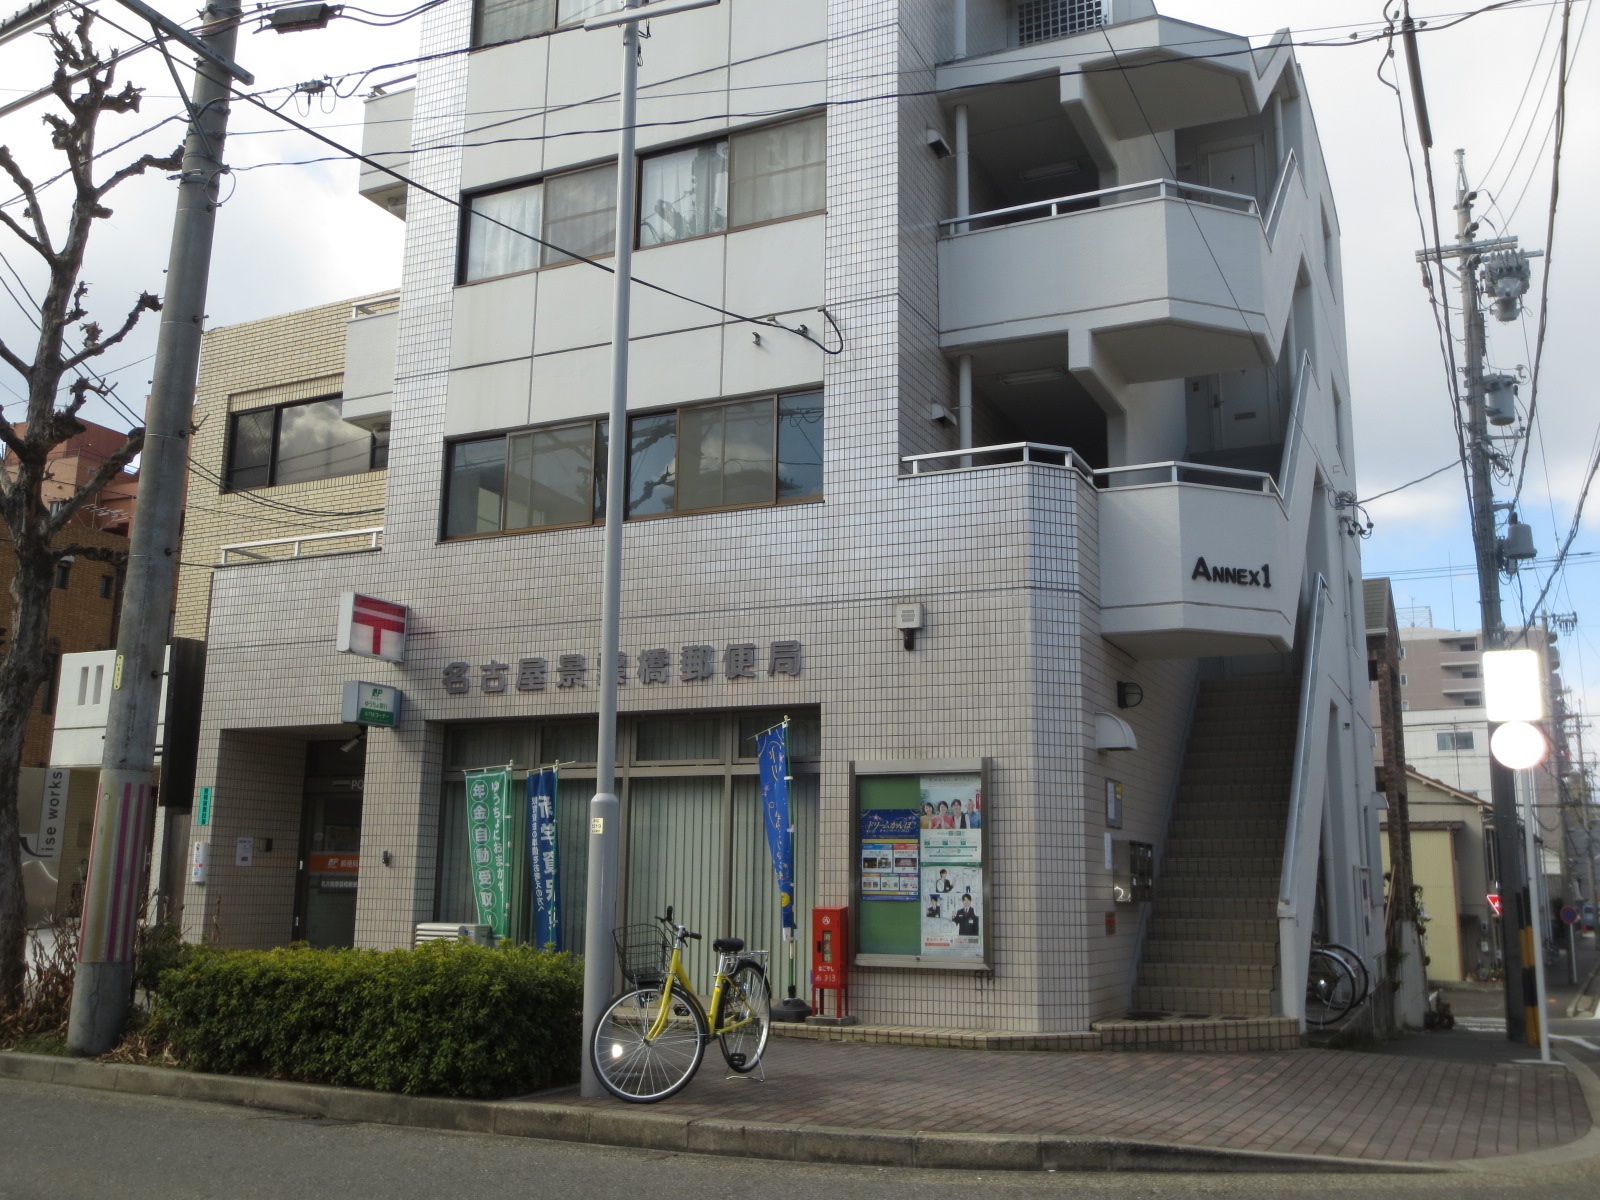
[1,0,1596,727]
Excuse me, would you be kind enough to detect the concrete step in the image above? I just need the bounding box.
[1160,874,1279,901]
[1163,837,1284,861]
[1137,961,1275,991]
[1177,783,1289,804]
[1168,803,1287,826]
[1162,854,1282,880]
[1149,916,1278,943]
[1149,897,1277,922]
[1090,1015,1301,1051]
[1131,984,1274,1018]
[1181,766,1293,788]
[1182,750,1295,773]
[1184,732,1298,754]
[1143,938,1278,966]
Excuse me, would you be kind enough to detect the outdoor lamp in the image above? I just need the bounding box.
[1482,649,1543,722]
[1490,721,1547,770]
[1116,681,1144,709]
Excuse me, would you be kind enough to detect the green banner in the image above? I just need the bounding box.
[465,767,514,939]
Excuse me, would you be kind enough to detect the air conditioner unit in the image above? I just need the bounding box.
[414,922,494,947]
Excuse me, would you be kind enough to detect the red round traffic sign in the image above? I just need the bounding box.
[1560,905,1580,925]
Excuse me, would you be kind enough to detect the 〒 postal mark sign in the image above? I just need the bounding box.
[336,593,408,663]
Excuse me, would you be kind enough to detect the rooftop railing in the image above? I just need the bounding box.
[219,526,383,564]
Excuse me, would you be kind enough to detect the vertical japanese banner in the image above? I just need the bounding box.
[757,722,796,939]
[464,766,513,940]
[527,767,561,951]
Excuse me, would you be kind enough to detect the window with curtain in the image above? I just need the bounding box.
[460,163,617,282]
[442,390,822,538]
[637,115,825,248]
[472,0,611,48]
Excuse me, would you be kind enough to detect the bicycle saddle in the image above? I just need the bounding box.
[712,937,744,953]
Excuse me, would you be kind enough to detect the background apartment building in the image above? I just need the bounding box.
[172,0,1381,1043]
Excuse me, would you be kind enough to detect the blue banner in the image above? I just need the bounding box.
[757,723,796,938]
[528,767,561,951]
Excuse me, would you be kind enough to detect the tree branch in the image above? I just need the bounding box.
[0,145,54,260]
[51,542,128,565]
[44,426,143,536]
[61,292,159,373]
[95,148,182,200]
[0,335,30,383]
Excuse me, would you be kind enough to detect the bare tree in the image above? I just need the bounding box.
[0,13,179,1012]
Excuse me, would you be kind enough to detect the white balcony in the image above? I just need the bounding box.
[940,178,1285,385]
[359,84,413,216]
[51,649,168,769]
[342,294,399,427]
[902,358,1319,660]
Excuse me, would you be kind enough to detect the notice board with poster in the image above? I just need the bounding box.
[853,759,989,969]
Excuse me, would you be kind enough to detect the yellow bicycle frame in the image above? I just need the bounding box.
[644,943,754,1041]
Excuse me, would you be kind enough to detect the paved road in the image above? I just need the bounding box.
[1,1078,1596,1200]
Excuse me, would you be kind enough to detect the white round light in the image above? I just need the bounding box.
[1491,721,1547,770]
[610,1043,623,1059]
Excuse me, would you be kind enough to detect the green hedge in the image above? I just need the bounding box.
[153,941,582,1098]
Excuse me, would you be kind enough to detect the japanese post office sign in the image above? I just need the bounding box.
[336,593,407,663]
[341,680,402,728]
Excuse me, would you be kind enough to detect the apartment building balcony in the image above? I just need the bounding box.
[903,358,1317,659]
[358,83,413,217]
[342,293,399,427]
[939,174,1298,388]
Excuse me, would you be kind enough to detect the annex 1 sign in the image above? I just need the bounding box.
[1191,558,1273,588]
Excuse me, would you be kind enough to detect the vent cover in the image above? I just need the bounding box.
[1018,0,1106,46]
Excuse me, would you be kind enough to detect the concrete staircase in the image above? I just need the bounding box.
[1126,676,1299,1024]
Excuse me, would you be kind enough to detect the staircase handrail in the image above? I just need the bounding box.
[1261,148,1301,246]
[1276,350,1315,509]
[1278,573,1331,917]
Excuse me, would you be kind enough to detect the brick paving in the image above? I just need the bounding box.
[566,1038,1591,1162]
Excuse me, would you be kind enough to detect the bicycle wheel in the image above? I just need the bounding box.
[717,960,772,1074]
[1305,949,1357,1028]
[591,985,707,1103]
[1322,942,1370,1005]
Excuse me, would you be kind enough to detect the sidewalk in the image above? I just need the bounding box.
[5,1018,1599,1174]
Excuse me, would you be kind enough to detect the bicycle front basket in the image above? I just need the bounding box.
[613,923,671,988]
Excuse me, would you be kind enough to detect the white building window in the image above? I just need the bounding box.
[472,0,608,48]
[639,116,826,248]
[462,162,618,281]
[1436,731,1475,751]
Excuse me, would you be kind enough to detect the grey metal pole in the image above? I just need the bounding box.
[1521,768,1552,1062]
[580,0,641,1100]
[67,0,243,1055]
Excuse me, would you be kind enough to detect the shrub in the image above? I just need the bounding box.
[152,941,583,1098]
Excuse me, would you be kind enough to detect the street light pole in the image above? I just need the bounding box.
[579,0,721,1100]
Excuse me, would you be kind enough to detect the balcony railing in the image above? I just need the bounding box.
[351,293,400,318]
[901,441,1094,477]
[940,177,1257,237]
[219,527,383,564]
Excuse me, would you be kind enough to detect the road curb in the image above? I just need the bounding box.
[0,1051,1448,1174]
[1566,955,1600,1018]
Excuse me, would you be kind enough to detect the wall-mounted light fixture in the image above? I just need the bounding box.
[895,602,924,651]
[1116,681,1143,709]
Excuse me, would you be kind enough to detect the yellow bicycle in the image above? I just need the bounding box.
[591,908,772,1103]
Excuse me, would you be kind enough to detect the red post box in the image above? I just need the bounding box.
[811,905,850,1017]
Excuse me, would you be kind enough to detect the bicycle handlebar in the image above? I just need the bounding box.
[656,911,701,941]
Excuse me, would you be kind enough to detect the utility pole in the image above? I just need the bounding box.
[577,0,721,1100]
[67,0,252,1055]
[1415,152,1539,1043]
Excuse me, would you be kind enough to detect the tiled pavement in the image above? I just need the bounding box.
[562,1037,1592,1163]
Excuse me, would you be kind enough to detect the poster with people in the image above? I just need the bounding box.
[918,775,983,957]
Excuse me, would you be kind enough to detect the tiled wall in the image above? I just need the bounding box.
[178,2,1367,1031]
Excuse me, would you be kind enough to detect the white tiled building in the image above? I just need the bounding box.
[178,0,1381,1040]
